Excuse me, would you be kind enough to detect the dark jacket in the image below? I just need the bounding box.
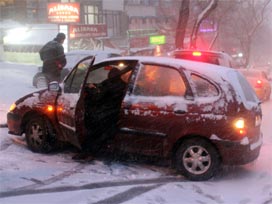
[39,40,66,81]
[85,77,126,122]
[82,69,127,153]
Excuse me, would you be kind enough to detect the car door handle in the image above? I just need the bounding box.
[174,110,187,114]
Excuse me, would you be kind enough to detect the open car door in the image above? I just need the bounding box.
[56,56,95,148]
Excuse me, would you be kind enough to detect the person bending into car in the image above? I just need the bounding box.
[72,68,128,162]
[39,33,67,83]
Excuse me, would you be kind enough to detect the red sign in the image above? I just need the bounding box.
[47,3,80,23]
[69,24,107,39]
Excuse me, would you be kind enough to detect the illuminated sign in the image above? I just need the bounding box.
[69,24,107,39]
[149,35,166,45]
[47,3,80,23]
[200,20,217,33]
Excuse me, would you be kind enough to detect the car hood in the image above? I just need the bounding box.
[15,88,59,112]
[14,89,47,106]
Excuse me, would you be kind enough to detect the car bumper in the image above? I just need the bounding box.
[213,133,263,165]
[7,112,22,136]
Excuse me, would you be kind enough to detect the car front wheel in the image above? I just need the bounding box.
[25,116,57,153]
[175,138,220,181]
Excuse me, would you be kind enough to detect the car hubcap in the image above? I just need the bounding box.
[183,146,211,175]
[29,123,44,148]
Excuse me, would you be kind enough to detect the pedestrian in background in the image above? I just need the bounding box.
[39,33,67,83]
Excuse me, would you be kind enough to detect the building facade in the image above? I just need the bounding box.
[0,0,175,53]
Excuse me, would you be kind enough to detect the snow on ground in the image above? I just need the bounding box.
[0,62,271,204]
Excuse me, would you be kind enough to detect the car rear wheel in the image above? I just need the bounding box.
[175,138,220,181]
[25,116,57,153]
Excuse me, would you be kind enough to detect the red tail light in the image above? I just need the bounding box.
[192,51,202,57]
[255,79,263,88]
[233,118,247,138]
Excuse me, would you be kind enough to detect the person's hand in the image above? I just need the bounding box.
[88,83,97,89]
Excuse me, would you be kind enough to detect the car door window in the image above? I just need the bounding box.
[64,58,92,93]
[132,65,186,96]
[191,74,219,97]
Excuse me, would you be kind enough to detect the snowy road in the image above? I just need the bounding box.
[0,62,271,204]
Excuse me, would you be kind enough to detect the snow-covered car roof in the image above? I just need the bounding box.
[64,50,122,69]
[99,55,234,80]
[98,56,259,106]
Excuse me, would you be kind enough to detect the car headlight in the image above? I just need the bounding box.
[9,103,16,112]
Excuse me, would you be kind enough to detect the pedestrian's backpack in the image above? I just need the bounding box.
[39,41,59,63]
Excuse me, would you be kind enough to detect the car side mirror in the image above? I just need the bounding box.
[48,81,60,92]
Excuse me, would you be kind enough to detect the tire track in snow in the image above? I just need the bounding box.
[8,163,86,192]
[92,184,164,204]
[0,176,184,198]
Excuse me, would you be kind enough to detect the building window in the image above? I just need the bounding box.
[84,5,99,24]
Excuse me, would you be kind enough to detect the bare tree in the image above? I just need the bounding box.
[175,0,190,49]
[190,0,219,49]
[208,1,237,50]
[220,0,271,66]
[237,0,271,66]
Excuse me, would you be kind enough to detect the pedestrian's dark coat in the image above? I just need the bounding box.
[39,34,66,82]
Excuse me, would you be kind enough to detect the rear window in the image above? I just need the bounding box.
[174,53,220,65]
[231,71,259,103]
[237,74,258,102]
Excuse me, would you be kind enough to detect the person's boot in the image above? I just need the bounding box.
[72,152,95,162]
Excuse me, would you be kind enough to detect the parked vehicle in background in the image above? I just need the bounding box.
[171,49,235,68]
[32,50,122,88]
[251,64,272,75]
[8,56,262,181]
[239,69,271,101]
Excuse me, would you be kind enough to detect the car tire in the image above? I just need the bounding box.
[25,116,57,153]
[33,72,48,88]
[175,138,220,181]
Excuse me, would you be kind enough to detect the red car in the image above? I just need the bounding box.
[7,56,263,181]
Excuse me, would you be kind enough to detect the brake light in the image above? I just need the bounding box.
[233,118,247,137]
[255,79,263,88]
[192,51,202,57]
